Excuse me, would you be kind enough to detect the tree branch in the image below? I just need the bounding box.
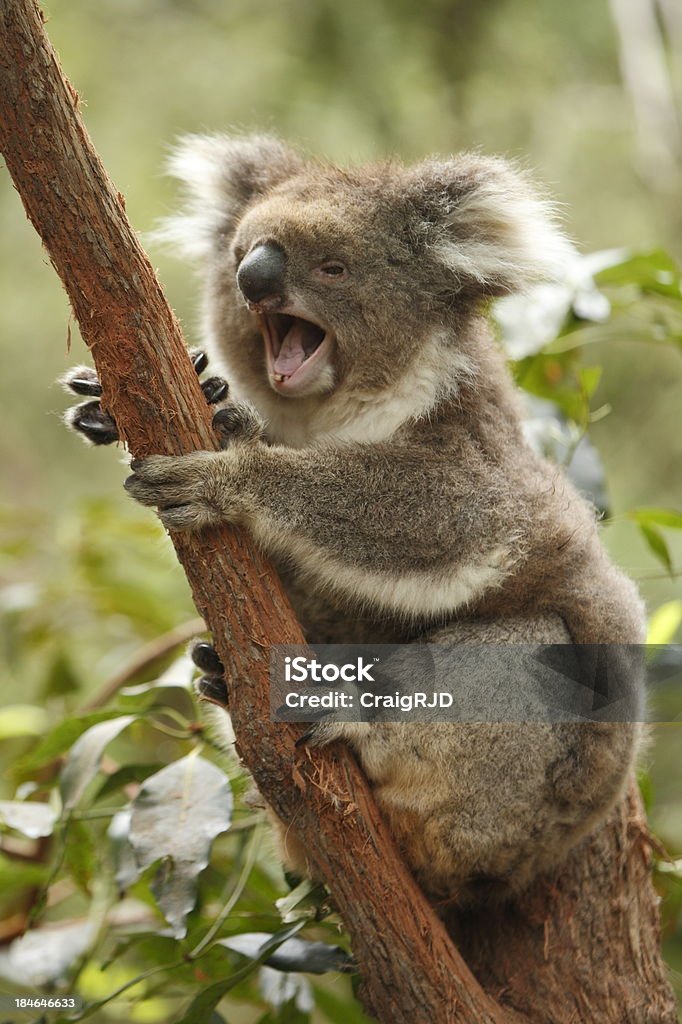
[0,2,507,1021]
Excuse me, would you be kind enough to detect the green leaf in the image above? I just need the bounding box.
[15,711,124,775]
[218,932,354,975]
[177,924,304,1024]
[129,755,233,938]
[96,762,166,801]
[0,704,49,740]
[275,879,327,924]
[0,853,49,891]
[595,249,682,299]
[64,819,97,894]
[312,983,374,1024]
[647,602,682,645]
[0,800,56,839]
[631,508,682,530]
[638,523,674,576]
[59,715,136,811]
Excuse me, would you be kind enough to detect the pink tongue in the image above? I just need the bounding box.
[273,321,309,377]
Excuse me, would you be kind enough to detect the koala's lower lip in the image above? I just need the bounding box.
[260,312,334,397]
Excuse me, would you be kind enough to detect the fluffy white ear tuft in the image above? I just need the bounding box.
[153,133,303,260]
[417,155,575,294]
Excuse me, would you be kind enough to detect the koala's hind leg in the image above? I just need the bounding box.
[191,639,229,707]
[361,615,639,903]
[60,349,228,445]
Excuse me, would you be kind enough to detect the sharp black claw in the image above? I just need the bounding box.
[191,349,209,375]
[295,727,316,748]
[66,375,103,397]
[71,401,119,445]
[202,376,229,405]
[196,675,229,706]
[191,641,224,676]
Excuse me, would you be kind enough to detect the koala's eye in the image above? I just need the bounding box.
[315,261,348,282]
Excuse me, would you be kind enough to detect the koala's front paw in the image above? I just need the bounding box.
[125,450,238,531]
[60,349,228,446]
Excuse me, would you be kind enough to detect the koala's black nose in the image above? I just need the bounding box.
[237,242,286,306]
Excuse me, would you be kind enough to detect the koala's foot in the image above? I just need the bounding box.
[60,349,228,446]
[191,640,228,707]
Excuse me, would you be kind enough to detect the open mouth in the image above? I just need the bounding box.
[259,312,334,396]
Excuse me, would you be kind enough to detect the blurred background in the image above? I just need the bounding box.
[1,0,681,1020]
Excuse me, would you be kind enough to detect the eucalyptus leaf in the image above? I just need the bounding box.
[632,508,682,530]
[64,819,97,894]
[218,932,354,975]
[259,965,313,1012]
[16,710,124,775]
[0,919,96,986]
[0,800,56,838]
[638,523,674,575]
[0,853,48,891]
[275,879,326,923]
[129,755,233,938]
[96,762,166,800]
[108,809,141,891]
[595,249,682,298]
[0,705,49,740]
[177,924,304,1024]
[120,653,197,697]
[60,715,136,811]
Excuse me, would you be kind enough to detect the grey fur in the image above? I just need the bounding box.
[126,135,645,902]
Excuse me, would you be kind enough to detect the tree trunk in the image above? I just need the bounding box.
[0,2,676,1022]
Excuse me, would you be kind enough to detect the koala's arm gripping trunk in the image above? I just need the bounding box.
[0,3,677,1023]
[0,3,506,1024]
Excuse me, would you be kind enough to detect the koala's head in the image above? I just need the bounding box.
[162,134,571,404]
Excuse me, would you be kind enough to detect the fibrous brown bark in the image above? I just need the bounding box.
[0,2,676,1022]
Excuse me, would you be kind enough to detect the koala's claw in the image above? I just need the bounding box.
[295,725,318,747]
[295,721,347,748]
[60,365,103,397]
[67,400,119,446]
[191,641,225,676]
[62,350,227,447]
[190,348,209,375]
[196,675,229,706]
[191,640,228,707]
[202,376,229,405]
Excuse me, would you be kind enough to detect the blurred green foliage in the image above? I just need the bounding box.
[1,0,682,1020]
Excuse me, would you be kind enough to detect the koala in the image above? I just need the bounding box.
[62,134,645,904]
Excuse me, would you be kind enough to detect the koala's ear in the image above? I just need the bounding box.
[408,155,574,295]
[156,133,304,259]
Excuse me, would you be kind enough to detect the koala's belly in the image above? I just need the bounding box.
[276,564,410,644]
